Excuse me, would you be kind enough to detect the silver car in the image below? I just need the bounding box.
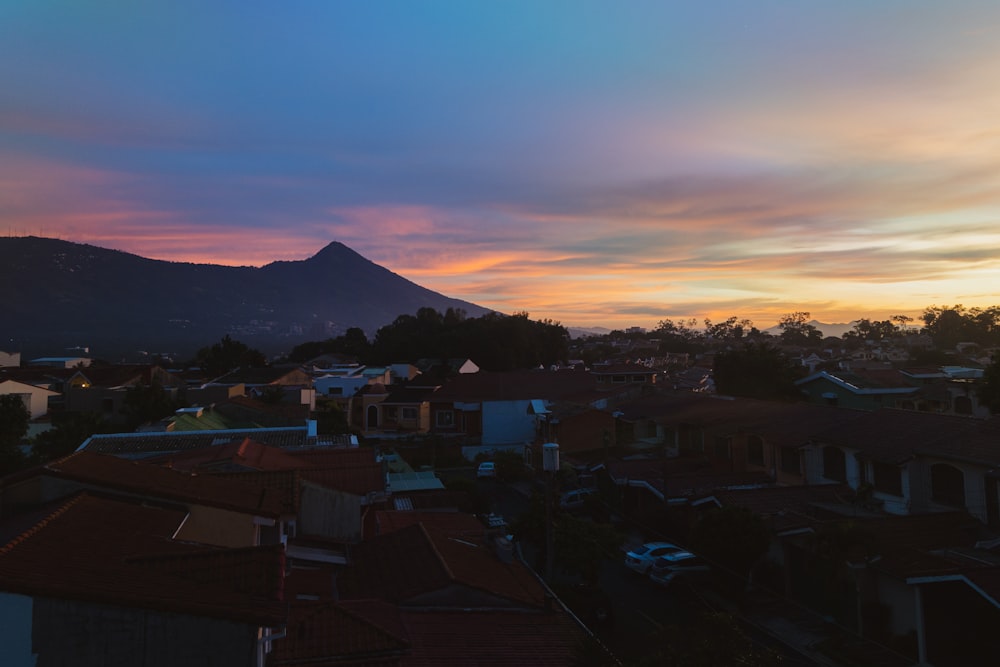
[624,541,684,575]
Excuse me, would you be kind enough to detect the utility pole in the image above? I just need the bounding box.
[543,442,559,581]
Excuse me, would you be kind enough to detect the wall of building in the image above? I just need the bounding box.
[298,483,361,543]
[0,592,35,666]
[30,597,258,667]
[481,400,536,446]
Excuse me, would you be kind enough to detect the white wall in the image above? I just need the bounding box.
[481,400,536,446]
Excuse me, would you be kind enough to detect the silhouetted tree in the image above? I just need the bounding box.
[121,381,184,429]
[777,311,822,346]
[714,343,802,400]
[194,335,267,377]
[0,394,29,474]
[31,412,115,463]
[979,354,1000,415]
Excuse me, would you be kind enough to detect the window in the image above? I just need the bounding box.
[931,463,965,507]
[746,435,764,466]
[631,375,648,383]
[779,446,800,475]
[611,375,627,384]
[401,407,418,421]
[822,446,847,482]
[327,387,343,395]
[435,410,455,428]
[872,461,903,496]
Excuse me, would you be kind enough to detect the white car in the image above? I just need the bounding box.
[648,551,710,586]
[476,462,496,478]
[559,487,598,511]
[624,541,684,575]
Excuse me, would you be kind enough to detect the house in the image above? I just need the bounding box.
[150,441,389,545]
[0,350,19,368]
[269,513,594,666]
[795,369,919,410]
[805,409,1000,525]
[63,363,185,422]
[206,365,315,411]
[0,451,288,547]
[0,492,286,667]
[427,369,601,458]
[28,356,90,368]
[0,379,59,419]
[77,424,353,459]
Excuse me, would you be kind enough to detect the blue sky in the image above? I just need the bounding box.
[3,1,1000,328]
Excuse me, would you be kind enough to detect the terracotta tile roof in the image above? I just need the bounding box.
[399,608,589,667]
[293,448,387,497]
[214,469,301,515]
[714,484,860,533]
[340,523,544,608]
[270,600,410,667]
[149,438,306,472]
[270,601,591,667]
[213,394,311,425]
[616,392,867,447]
[375,510,484,536]
[80,426,314,457]
[813,409,985,465]
[0,492,285,625]
[33,451,286,517]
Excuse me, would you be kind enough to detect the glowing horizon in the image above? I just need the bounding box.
[3,2,1000,331]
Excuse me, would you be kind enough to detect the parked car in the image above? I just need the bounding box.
[648,551,710,586]
[476,461,496,479]
[624,541,684,575]
[559,487,599,511]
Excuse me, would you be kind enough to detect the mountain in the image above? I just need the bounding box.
[763,320,857,339]
[0,237,493,359]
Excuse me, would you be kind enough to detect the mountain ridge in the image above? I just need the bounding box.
[0,236,493,359]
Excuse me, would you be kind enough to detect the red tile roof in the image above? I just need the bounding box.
[375,510,485,536]
[813,409,986,465]
[398,608,590,667]
[340,523,544,608]
[33,451,286,517]
[149,437,306,472]
[0,492,285,625]
[270,600,410,667]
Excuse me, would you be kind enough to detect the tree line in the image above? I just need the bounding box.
[286,307,569,372]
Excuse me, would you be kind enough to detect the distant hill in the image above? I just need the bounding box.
[762,320,857,339]
[0,237,493,359]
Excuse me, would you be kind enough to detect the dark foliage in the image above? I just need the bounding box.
[713,342,803,399]
[193,335,267,377]
[368,308,568,370]
[31,411,116,463]
[0,394,30,474]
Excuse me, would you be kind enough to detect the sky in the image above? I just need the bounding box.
[3,1,1000,331]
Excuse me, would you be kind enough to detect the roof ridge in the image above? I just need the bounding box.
[329,599,411,647]
[417,523,456,582]
[0,491,87,556]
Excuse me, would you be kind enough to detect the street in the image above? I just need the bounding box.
[463,470,821,665]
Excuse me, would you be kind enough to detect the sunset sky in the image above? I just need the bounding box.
[3,2,1000,330]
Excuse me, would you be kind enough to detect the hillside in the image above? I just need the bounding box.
[0,237,492,359]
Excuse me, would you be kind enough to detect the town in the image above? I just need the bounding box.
[1,305,999,666]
